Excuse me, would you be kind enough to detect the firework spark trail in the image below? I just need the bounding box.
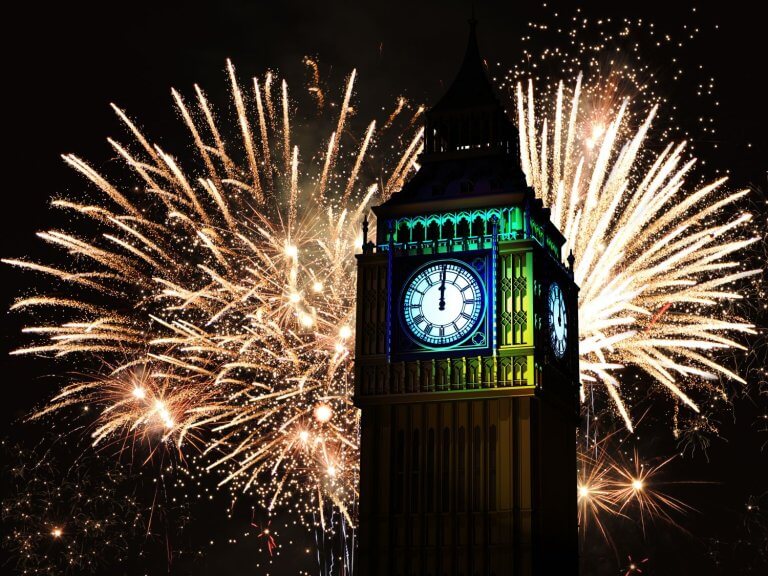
[4,62,420,527]
[303,56,325,111]
[228,60,264,203]
[318,131,337,202]
[382,96,406,130]
[343,120,376,202]
[517,74,760,430]
[264,72,276,128]
[282,79,292,173]
[319,70,357,201]
[577,428,693,547]
[253,77,274,191]
[578,437,627,544]
[611,449,690,534]
[406,105,425,129]
[383,126,425,199]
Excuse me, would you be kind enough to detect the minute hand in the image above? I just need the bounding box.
[438,265,447,311]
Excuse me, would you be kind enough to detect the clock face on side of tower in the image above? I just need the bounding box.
[402,260,485,347]
[548,281,568,359]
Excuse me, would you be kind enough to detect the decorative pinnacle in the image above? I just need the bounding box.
[567,249,576,274]
[362,212,369,246]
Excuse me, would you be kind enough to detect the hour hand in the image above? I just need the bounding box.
[438,265,447,311]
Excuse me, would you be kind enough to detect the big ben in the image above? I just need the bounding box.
[354,21,579,576]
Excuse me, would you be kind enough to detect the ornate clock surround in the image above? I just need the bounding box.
[393,249,493,360]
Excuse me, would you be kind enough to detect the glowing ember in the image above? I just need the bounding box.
[314,404,333,423]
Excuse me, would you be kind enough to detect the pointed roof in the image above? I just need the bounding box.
[375,18,529,218]
[429,20,500,114]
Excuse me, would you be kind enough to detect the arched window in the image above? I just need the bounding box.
[441,219,455,241]
[457,426,466,512]
[394,430,405,513]
[456,217,470,239]
[471,215,485,237]
[412,222,425,242]
[411,430,420,512]
[473,426,482,511]
[441,428,450,513]
[427,429,435,513]
[439,121,448,152]
[427,221,440,242]
[489,425,497,511]
[397,221,410,244]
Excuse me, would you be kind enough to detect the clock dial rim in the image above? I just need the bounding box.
[401,259,485,347]
[548,282,568,359]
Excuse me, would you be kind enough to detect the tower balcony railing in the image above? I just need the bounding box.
[374,229,556,255]
[377,234,496,256]
[357,354,532,397]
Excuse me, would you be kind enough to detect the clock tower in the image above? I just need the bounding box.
[354,21,579,576]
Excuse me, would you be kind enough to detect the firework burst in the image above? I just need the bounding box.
[578,436,625,541]
[4,60,423,527]
[516,73,760,431]
[577,427,693,550]
[611,449,689,533]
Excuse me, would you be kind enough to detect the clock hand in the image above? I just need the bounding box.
[438,265,447,311]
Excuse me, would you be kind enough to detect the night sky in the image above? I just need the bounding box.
[1,1,766,575]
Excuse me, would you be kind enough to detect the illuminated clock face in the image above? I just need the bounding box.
[402,261,484,346]
[548,282,568,359]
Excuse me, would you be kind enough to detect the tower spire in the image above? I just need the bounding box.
[428,18,494,114]
[421,18,518,162]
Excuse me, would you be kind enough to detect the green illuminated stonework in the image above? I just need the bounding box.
[386,207,561,260]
